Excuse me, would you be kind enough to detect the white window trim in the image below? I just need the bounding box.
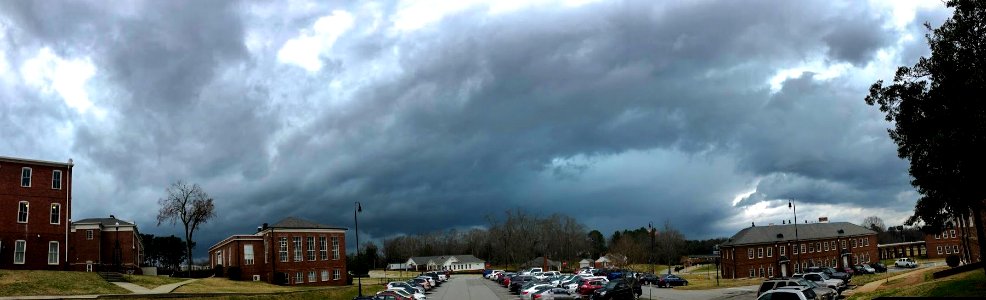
[332,237,340,260]
[14,240,26,264]
[321,270,329,281]
[319,236,328,260]
[17,201,29,223]
[937,246,942,254]
[52,170,62,190]
[779,245,786,256]
[800,244,806,254]
[766,247,772,258]
[279,238,288,262]
[953,245,960,253]
[244,244,255,265]
[333,268,341,280]
[293,237,302,262]
[950,230,956,238]
[48,241,59,265]
[50,203,61,225]
[21,167,32,187]
[757,247,763,258]
[307,236,316,261]
[308,271,316,283]
[86,230,94,240]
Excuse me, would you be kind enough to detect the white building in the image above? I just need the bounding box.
[406,255,486,272]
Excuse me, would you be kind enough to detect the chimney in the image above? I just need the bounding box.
[752,222,756,227]
[818,217,829,223]
[110,214,115,219]
[263,223,269,230]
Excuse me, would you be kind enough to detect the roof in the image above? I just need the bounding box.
[209,234,265,250]
[270,217,347,230]
[0,156,73,168]
[407,255,485,265]
[722,222,876,247]
[73,217,136,227]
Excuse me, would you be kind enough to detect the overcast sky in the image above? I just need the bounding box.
[0,0,953,258]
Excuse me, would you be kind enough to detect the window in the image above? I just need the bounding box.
[749,268,755,278]
[951,230,957,238]
[779,245,786,256]
[759,266,764,277]
[767,247,773,258]
[295,272,303,284]
[14,240,26,264]
[279,237,288,262]
[264,239,269,263]
[17,201,29,223]
[859,238,864,246]
[50,204,60,224]
[800,244,806,254]
[293,237,302,261]
[748,248,754,259]
[48,241,59,265]
[831,241,836,250]
[308,271,316,282]
[816,242,821,252]
[333,269,341,280]
[216,251,223,267]
[321,270,329,281]
[793,244,798,254]
[86,230,94,240]
[841,240,847,249]
[318,236,328,260]
[852,239,857,248]
[864,238,869,246]
[808,243,814,253]
[51,170,63,189]
[953,245,960,253]
[936,246,942,255]
[934,233,941,239]
[768,266,773,277]
[307,237,316,261]
[794,263,799,273]
[21,167,32,187]
[757,247,763,258]
[824,242,830,252]
[945,246,951,254]
[332,237,340,260]
[244,245,254,265]
[802,262,807,270]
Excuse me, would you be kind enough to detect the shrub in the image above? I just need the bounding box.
[214,264,224,277]
[946,255,960,267]
[226,266,242,280]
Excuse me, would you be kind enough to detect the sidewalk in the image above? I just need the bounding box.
[0,279,198,300]
[845,266,938,295]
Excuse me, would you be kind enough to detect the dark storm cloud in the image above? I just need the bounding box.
[0,0,951,255]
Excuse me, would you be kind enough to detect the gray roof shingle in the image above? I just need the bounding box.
[722,222,875,246]
[74,217,136,227]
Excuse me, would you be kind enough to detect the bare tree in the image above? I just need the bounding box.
[861,216,886,233]
[157,180,215,276]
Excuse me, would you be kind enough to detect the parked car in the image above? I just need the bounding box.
[577,278,608,295]
[385,289,421,300]
[805,267,850,284]
[591,278,641,300]
[657,274,688,288]
[854,264,876,274]
[535,287,579,300]
[521,284,555,299]
[510,275,536,293]
[871,262,888,273]
[796,272,845,292]
[756,285,818,300]
[757,277,836,300]
[639,273,659,285]
[387,282,424,295]
[522,267,545,275]
[372,291,410,300]
[410,278,431,290]
[895,258,918,268]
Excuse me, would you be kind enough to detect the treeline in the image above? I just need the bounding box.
[139,234,187,271]
[375,210,727,267]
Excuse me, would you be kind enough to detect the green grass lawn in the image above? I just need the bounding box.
[123,274,189,289]
[675,272,762,290]
[174,277,316,293]
[0,270,130,296]
[848,269,985,299]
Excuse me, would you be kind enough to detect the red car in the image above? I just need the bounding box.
[374,290,412,300]
[577,279,607,295]
[503,276,512,287]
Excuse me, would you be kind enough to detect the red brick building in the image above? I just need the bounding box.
[0,156,73,270]
[209,217,348,286]
[719,221,877,279]
[924,222,981,262]
[69,216,144,273]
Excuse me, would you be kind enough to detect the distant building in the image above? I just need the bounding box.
[594,253,626,269]
[406,255,486,272]
[578,258,593,269]
[69,216,144,273]
[521,256,561,271]
[923,218,981,262]
[0,156,73,270]
[719,221,877,279]
[209,217,348,286]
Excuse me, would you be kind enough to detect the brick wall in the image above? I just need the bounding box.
[925,228,981,261]
[720,234,878,279]
[0,159,71,270]
[210,230,347,286]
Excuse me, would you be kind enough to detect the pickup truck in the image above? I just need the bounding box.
[796,272,846,293]
[895,258,918,268]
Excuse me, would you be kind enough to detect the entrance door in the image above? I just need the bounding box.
[842,255,849,268]
[780,262,788,277]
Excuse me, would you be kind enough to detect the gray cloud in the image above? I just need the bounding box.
[0,0,951,256]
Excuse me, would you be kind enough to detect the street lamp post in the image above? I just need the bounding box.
[788,200,799,273]
[648,222,655,275]
[354,202,363,297]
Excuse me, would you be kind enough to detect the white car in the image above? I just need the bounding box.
[522,267,544,275]
[387,282,424,294]
[487,270,504,279]
[387,288,425,300]
[519,284,553,298]
[895,258,918,268]
[757,286,816,300]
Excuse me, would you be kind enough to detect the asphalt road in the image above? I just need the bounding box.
[427,275,759,300]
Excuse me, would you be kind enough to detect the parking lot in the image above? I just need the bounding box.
[424,274,758,300]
